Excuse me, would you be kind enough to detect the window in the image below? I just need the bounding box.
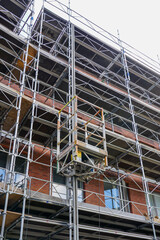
[15,156,26,174]
[53,168,66,185]
[78,181,83,202]
[0,152,7,168]
[0,151,8,182]
[52,168,67,199]
[0,169,5,182]
[52,168,83,201]
[149,193,160,217]
[6,155,26,189]
[104,178,129,212]
[14,156,26,189]
[104,181,120,210]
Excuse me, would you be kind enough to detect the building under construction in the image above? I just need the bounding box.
[0,0,160,239]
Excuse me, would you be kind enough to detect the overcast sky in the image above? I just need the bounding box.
[35,0,160,64]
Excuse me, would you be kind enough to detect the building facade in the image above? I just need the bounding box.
[0,0,160,239]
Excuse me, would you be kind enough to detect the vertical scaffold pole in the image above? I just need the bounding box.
[0,2,35,240]
[71,23,79,240]
[67,1,72,240]
[49,139,53,196]
[101,109,107,166]
[73,176,79,240]
[68,0,72,142]
[118,33,157,240]
[19,1,44,239]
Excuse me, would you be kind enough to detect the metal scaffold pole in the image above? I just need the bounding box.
[73,176,79,240]
[71,21,79,240]
[1,0,160,239]
[49,139,53,196]
[68,0,72,137]
[67,0,78,237]
[67,1,73,240]
[118,33,157,240]
[66,177,72,240]
[0,1,35,239]
[19,1,44,239]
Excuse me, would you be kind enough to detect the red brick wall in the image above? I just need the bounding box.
[27,153,153,217]
[127,182,147,215]
[84,176,105,207]
[28,149,50,195]
[29,162,50,194]
[84,175,148,216]
[27,157,149,216]
[28,161,159,218]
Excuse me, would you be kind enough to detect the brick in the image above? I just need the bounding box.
[84,176,105,207]
[127,182,147,216]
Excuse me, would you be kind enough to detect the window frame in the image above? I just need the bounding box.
[104,178,130,212]
[149,192,160,217]
[52,168,83,201]
[0,151,26,189]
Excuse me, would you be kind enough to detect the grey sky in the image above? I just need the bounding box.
[35,0,160,64]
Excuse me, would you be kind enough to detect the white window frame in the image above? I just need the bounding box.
[104,178,130,212]
[52,168,83,201]
[149,192,160,217]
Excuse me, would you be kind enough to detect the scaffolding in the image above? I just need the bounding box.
[0,0,160,239]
